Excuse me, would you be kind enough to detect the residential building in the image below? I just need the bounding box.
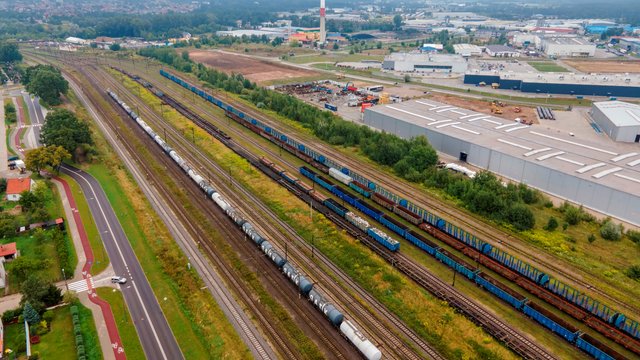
[6,178,34,202]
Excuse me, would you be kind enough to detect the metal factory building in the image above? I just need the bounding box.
[590,101,640,143]
[364,100,640,225]
[464,72,640,98]
[382,53,468,73]
[541,37,596,57]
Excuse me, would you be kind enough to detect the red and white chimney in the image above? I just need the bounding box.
[320,0,326,44]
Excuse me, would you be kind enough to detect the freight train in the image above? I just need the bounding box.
[156,69,639,358]
[293,163,623,360]
[107,90,382,360]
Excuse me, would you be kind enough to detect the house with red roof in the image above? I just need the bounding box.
[5,178,35,202]
[0,243,18,261]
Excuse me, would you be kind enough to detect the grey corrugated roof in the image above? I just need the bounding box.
[593,101,640,127]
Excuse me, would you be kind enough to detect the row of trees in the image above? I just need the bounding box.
[425,169,537,230]
[39,109,92,162]
[23,65,69,106]
[138,47,193,73]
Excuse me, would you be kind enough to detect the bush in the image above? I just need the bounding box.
[505,204,535,231]
[627,230,640,243]
[600,220,623,241]
[564,205,581,225]
[544,217,558,231]
[588,234,596,243]
[2,307,22,322]
[626,265,640,281]
[42,310,54,324]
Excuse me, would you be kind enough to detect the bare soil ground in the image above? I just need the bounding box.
[188,50,319,84]
[427,93,539,124]
[562,60,640,73]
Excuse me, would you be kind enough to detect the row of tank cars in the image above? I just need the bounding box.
[160,69,638,358]
[107,90,382,360]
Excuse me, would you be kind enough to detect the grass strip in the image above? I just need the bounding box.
[59,172,109,275]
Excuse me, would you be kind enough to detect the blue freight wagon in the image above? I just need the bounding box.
[354,200,383,222]
[315,175,336,192]
[523,305,580,343]
[404,230,438,255]
[475,275,527,310]
[324,198,347,218]
[575,337,615,360]
[367,228,400,252]
[379,215,407,238]
[435,250,479,280]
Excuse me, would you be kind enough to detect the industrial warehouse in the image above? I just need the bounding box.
[364,100,640,226]
[382,53,468,73]
[464,72,640,97]
[590,101,640,143]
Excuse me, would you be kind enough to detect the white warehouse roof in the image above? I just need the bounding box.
[592,101,640,127]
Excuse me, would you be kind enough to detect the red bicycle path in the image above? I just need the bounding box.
[55,176,127,360]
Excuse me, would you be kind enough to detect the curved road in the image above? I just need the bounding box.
[61,163,184,360]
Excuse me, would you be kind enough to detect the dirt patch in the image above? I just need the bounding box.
[427,93,538,124]
[562,60,640,73]
[188,50,319,84]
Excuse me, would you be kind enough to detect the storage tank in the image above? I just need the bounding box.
[282,263,313,296]
[308,289,344,326]
[211,193,230,211]
[339,320,381,360]
[260,241,286,268]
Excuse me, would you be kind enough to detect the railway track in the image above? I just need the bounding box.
[26,51,328,360]
[96,62,564,358]
[107,56,640,328]
[102,58,633,351]
[86,65,361,359]
[93,63,440,360]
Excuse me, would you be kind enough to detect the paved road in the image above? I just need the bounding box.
[61,164,183,360]
[22,94,44,146]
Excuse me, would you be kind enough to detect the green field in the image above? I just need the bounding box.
[528,61,570,72]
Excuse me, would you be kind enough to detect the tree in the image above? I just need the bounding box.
[109,43,121,51]
[332,42,339,50]
[41,109,92,159]
[376,41,382,49]
[0,42,22,62]
[25,146,71,173]
[505,204,535,231]
[24,66,68,106]
[20,275,50,311]
[181,51,189,61]
[404,74,411,83]
[393,15,403,30]
[23,302,40,326]
[18,191,43,213]
[600,220,622,241]
[13,259,50,287]
[4,102,16,123]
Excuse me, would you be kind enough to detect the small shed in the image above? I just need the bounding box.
[6,178,34,202]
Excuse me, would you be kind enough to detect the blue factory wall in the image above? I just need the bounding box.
[463,74,640,98]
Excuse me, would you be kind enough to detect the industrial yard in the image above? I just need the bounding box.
[4,0,640,359]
